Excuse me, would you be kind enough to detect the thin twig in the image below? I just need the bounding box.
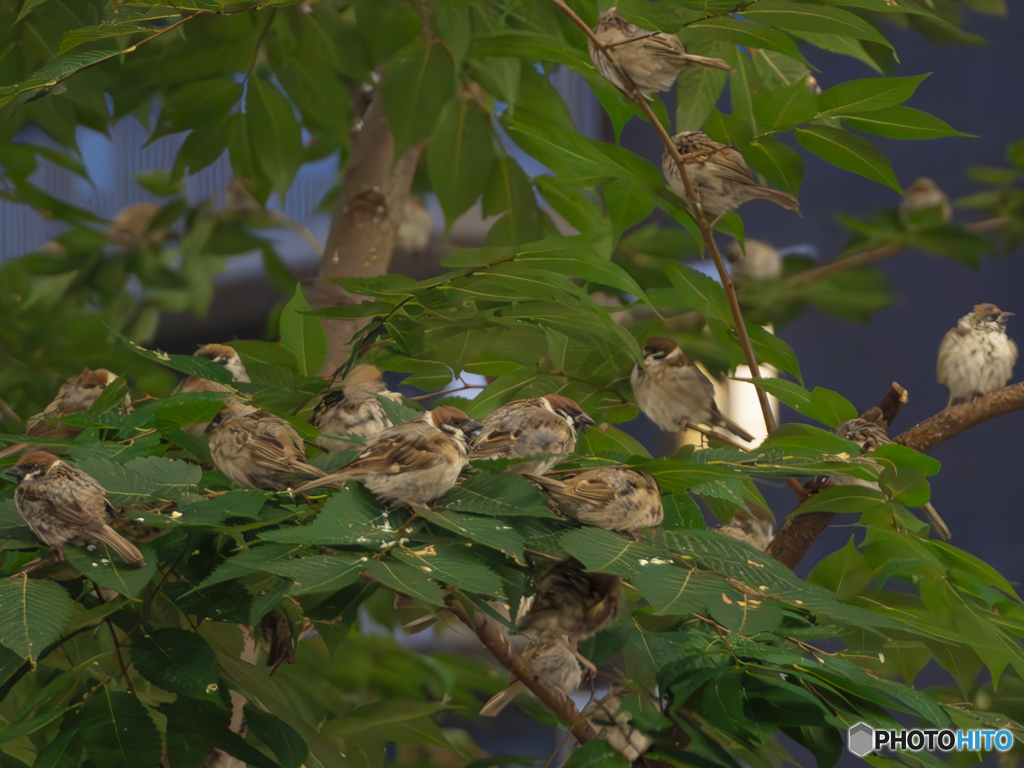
[544,0,776,435]
[93,583,136,699]
[790,217,1008,285]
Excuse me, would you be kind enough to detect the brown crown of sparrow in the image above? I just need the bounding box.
[833,412,951,540]
[292,406,482,505]
[588,7,730,99]
[6,450,145,567]
[527,466,664,532]
[899,177,952,226]
[471,394,595,476]
[662,131,800,220]
[208,397,327,492]
[312,364,401,453]
[937,303,1017,407]
[632,336,755,442]
[478,629,582,717]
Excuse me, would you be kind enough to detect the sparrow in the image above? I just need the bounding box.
[588,7,730,99]
[5,451,146,567]
[632,337,755,442]
[518,558,622,643]
[584,688,654,762]
[937,304,1017,406]
[725,239,783,282]
[0,368,131,460]
[526,467,664,532]
[662,131,800,220]
[396,195,434,253]
[259,608,295,674]
[478,630,582,717]
[834,413,952,540]
[291,406,482,505]
[899,177,952,227]
[172,343,251,395]
[173,344,251,435]
[208,397,326,491]
[105,201,171,250]
[712,509,774,551]
[471,395,595,475]
[312,365,402,452]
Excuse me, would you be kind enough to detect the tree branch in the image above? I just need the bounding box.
[767,381,1024,569]
[546,0,776,435]
[445,600,598,743]
[309,90,425,374]
[789,218,1008,285]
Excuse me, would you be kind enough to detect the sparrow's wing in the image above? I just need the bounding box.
[245,416,323,479]
[341,426,449,475]
[936,328,960,384]
[702,147,758,186]
[472,409,568,459]
[560,471,622,505]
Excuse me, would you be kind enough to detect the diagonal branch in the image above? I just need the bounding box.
[789,218,1008,285]
[445,600,598,743]
[766,381,1024,569]
[546,0,776,435]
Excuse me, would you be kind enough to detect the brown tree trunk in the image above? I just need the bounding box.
[309,90,423,375]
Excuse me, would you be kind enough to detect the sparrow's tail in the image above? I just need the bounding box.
[291,472,348,495]
[680,53,731,72]
[753,186,801,214]
[923,502,952,540]
[94,525,146,567]
[715,413,755,443]
[479,680,526,717]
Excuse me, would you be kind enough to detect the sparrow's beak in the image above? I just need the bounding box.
[580,413,597,427]
[1000,311,1015,322]
[4,466,25,480]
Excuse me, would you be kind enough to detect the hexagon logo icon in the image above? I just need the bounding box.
[848,722,874,757]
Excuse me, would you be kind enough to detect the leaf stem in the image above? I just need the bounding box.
[93,583,136,699]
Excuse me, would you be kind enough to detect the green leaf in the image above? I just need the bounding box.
[744,135,804,196]
[878,465,930,507]
[113,331,233,383]
[795,125,901,191]
[382,41,457,157]
[363,558,445,606]
[740,2,893,49]
[392,543,503,597]
[664,262,731,323]
[132,628,220,698]
[80,690,161,768]
[676,64,728,132]
[562,740,630,768]
[246,77,304,203]
[279,285,328,377]
[817,74,927,117]
[0,578,76,662]
[428,98,495,228]
[842,105,973,140]
[417,508,526,563]
[59,24,145,55]
[243,704,309,768]
[682,17,808,63]
[437,473,553,518]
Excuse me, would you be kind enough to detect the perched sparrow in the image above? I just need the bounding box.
[312,365,401,452]
[804,74,822,95]
[5,451,145,567]
[662,131,800,220]
[259,608,295,674]
[105,202,171,250]
[173,344,251,435]
[899,177,952,227]
[584,688,654,762]
[172,343,250,395]
[588,8,730,99]
[834,414,952,540]
[937,304,1017,406]
[712,510,774,551]
[396,195,434,253]
[518,558,622,643]
[0,368,130,460]
[527,467,664,532]
[725,239,783,281]
[632,337,755,442]
[292,406,482,505]
[479,630,582,716]
[208,398,326,491]
[471,395,595,475]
